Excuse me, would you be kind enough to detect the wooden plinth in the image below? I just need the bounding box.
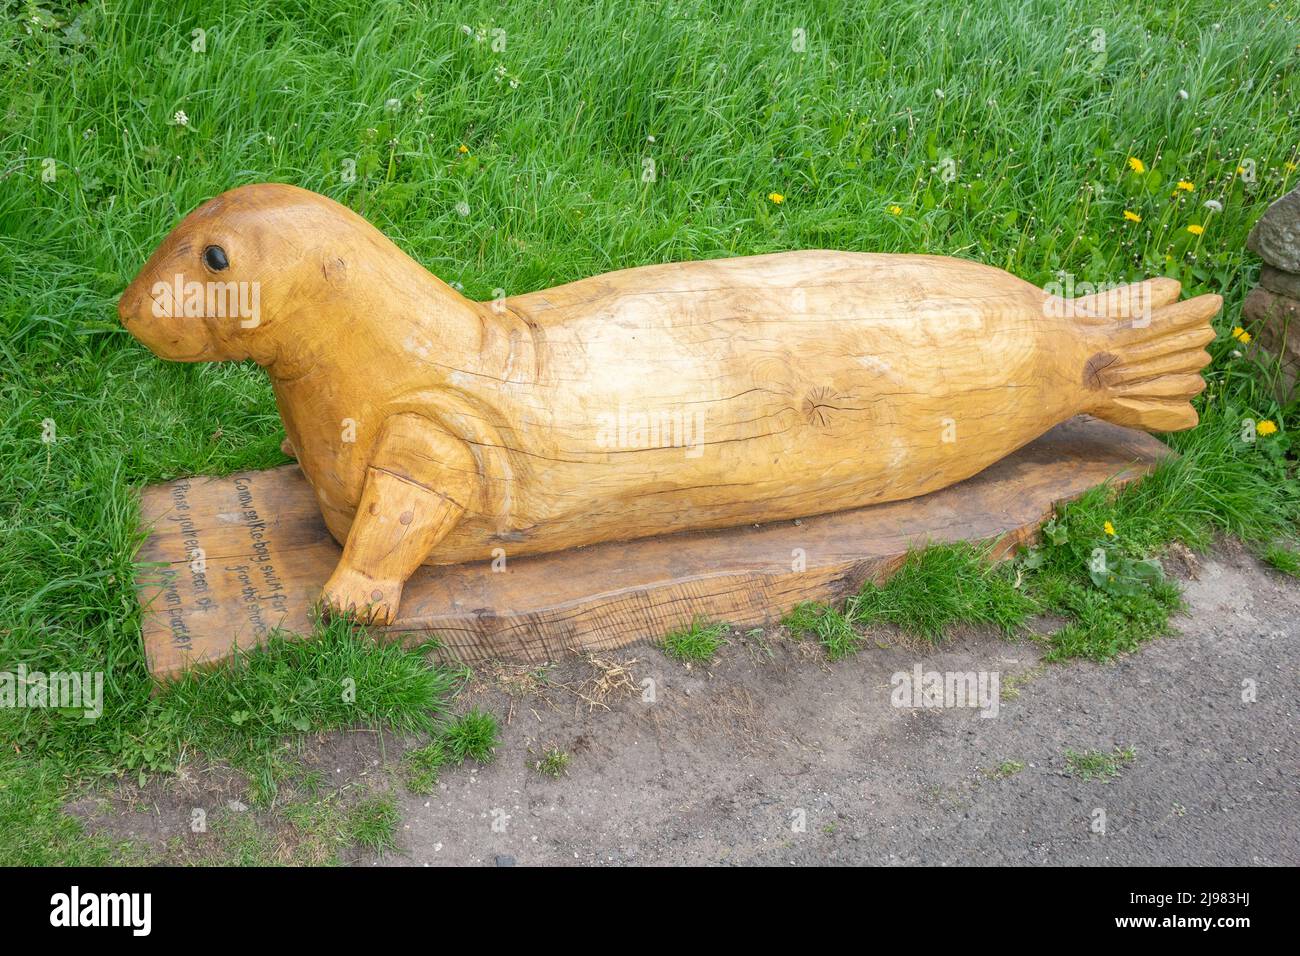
[134,416,1169,680]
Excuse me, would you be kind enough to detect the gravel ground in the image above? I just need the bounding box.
[367,544,1298,866]
[69,544,1297,866]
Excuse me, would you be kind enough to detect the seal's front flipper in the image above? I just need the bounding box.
[321,414,477,625]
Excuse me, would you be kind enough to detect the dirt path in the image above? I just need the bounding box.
[69,546,1297,866]
[364,546,1298,866]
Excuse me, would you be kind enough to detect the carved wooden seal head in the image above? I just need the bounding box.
[117,183,393,368]
[120,183,1222,625]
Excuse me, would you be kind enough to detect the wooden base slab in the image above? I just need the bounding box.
[135,416,1170,680]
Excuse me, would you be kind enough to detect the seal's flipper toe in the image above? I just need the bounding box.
[1050,277,1184,320]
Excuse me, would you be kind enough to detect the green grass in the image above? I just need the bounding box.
[533,746,571,778]
[441,709,500,763]
[402,738,449,796]
[661,619,729,663]
[401,708,499,793]
[1262,543,1300,578]
[1,0,1297,863]
[1024,395,1297,660]
[0,623,458,865]
[854,544,1038,642]
[989,760,1026,779]
[783,601,862,659]
[785,543,1036,657]
[344,794,401,856]
[202,799,359,866]
[1064,746,1137,781]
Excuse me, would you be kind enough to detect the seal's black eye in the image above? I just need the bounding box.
[203,245,229,271]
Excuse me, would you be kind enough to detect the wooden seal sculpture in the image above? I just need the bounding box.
[119,183,1221,624]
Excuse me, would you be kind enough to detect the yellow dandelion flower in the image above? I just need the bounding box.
[1127,157,1146,174]
[458,144,469,154]
[1257,420,1278,436]
[1123,210,1142,223]
[1176,180,1195,191]
[768,192,785,204]
[1232,326,1252,344]
[888,204,903,215]
[1104,521,1116,536]
[1287,162,1298,173]
[1187,224,1204,236]
[1236,165,1247,175]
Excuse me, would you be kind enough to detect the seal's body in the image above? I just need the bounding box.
[120,184,1220,623]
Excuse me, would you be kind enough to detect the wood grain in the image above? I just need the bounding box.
[119,183,1218,625]
[135,415,1169,681]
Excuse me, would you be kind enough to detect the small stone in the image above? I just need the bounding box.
[1260,265,1300,300]
[494,855,516,867]
[227,799,248,812]
[1242,286,1300,404]
[1242,285,1300,331]
[1247,185,1300,272]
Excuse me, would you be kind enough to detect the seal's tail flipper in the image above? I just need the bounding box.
[1075,288,1222,433]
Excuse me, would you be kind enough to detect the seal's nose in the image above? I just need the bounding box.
[118,288,141,324]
